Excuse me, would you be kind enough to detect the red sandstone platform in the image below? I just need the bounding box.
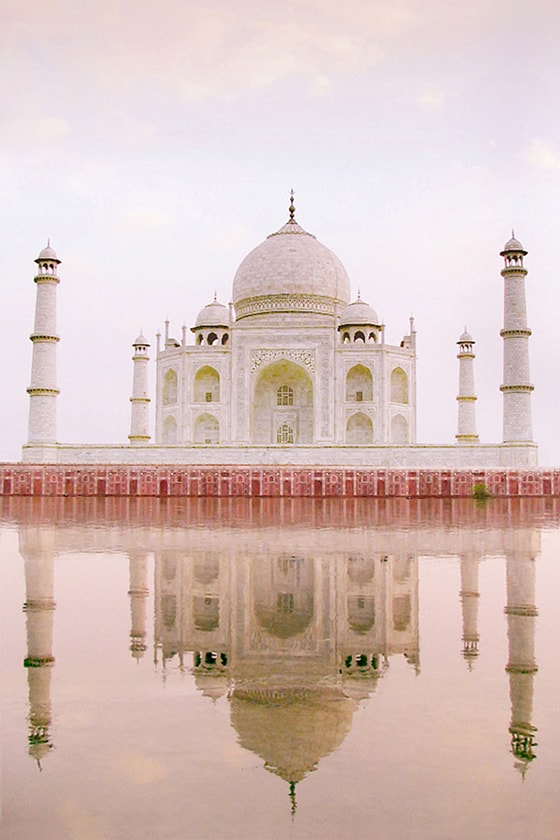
[1,465,559,497]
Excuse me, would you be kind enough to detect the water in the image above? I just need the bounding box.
[1,497,559,840]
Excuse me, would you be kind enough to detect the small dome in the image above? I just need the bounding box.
[501,234,527,255]
[195,298,229,328]
[458,329,474,344]
[339,297,379,327]
[35,242,60,263]
[133,332,149,347]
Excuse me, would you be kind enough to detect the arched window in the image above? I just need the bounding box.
[346,412,373,444]
[194,366,220,403]
[163,415,177,444]
[277,424,294,444]
[346,364,373,402]
[194,413,219,444]
[221,333,229,345]
[207,332,218,346]
[277,385,294,406]
[391,414,408,444]
[162,368,178,405]
[354,331,366,343]
[390,367,408,404]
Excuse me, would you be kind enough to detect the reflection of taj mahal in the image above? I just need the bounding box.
[13,498,543,786]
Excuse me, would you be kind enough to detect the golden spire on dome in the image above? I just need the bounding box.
[289,189,296,222]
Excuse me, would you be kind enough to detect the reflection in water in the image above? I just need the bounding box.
[11,497,551,803]
[21,528,56,768]
[152,543,418,809]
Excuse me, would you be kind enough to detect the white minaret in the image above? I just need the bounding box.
[500,234,534,442]
[128,333,151,444]
[26,243,61,448]
[456,329,479,443]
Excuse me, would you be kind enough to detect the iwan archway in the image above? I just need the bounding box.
[252,360,314,444]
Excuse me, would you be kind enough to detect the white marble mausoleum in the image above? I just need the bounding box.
[22,196,538,468]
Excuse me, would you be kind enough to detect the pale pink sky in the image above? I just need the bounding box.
[2,1,560,461]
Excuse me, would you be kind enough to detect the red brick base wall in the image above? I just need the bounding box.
[1,465,559,497]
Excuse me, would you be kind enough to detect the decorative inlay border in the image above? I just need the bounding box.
[251,349,316,373]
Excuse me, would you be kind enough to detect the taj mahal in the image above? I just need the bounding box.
[22,194,537,468]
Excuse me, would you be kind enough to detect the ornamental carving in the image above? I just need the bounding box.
[237,294,335,319]
[251,349,316,373]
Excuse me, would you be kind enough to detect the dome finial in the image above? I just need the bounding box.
[213,290,217,302]
[289,189,296,222]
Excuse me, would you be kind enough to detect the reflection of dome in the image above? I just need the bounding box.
[339,297,379,327]
[230,686,355,783]
[195,298,229,328]
[232,212,351,321]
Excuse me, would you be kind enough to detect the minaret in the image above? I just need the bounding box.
[21,526,56,768]
[456,329,479,443]
[504,542,538,776]
[128,550,149,660]
[26,243,61,450]
[459,553,480,667]
[500,234,534,442]
[128,333,151,444]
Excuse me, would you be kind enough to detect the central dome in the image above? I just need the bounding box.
[232,212,351,321]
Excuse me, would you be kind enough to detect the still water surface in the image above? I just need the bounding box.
[1,497,559,840]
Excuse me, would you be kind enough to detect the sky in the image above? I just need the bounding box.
[2,0,560,463]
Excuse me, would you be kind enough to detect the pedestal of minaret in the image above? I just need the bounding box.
[21,526,56,767]
[128,550,149,659]
[459,554,480,665]
[500,235,534,442]
[456,330,479,443]
[504,541,538,774]
[27,243,61,445]
[129,333,151,444]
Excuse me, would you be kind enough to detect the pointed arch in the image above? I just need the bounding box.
[390,367,408,404]
[346,412,373,444]
[162,368,178,405]
[194,365,220,403]
[346,364,373,402]
[391,414,408,444]
[252,359,313,444]
[163,415,177,444]
[194,412,219,444]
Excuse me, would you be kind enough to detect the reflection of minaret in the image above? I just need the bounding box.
[128,550,149,660]
[459,554,480,667]
[504,545,538,776]
[21,527,56,768]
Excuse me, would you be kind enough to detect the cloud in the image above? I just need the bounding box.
[524,137,560,171]
[0,114,69,148]
[1,1,412,107]
[417,87,445,110]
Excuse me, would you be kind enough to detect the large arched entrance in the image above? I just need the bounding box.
[252,360,313,444]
